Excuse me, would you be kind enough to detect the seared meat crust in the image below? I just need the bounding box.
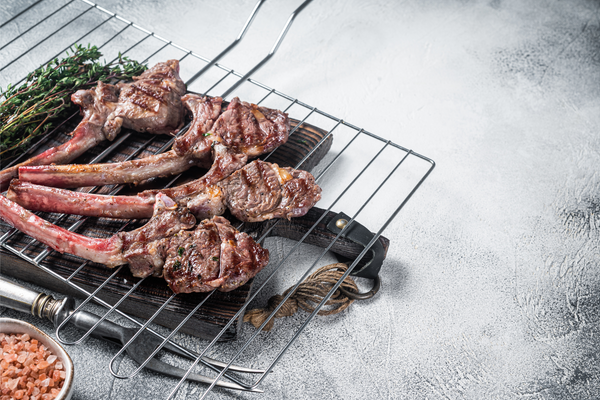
[219,160,322,222]
[103,59,186,137]
[163,216,269,294]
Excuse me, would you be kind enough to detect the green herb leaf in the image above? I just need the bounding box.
[172,260,181,271]
[0,43,147,163]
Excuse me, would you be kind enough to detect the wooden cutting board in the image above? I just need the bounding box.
[0,116,389,340]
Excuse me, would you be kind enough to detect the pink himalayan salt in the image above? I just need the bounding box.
[0,333,65,400]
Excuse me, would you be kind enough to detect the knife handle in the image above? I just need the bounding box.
[66,308,127,344]
[0,275,74,327]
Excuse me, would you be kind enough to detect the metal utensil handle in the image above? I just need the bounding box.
[0,275,130,341]
[0,275,46,315]
[0,275,74,326]
[67,308,127,343]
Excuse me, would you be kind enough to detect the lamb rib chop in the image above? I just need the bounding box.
[18,95,289,188]
[103,59,186,137]
[0,192,269,294]
[0,60,186,192]
[8,159,322,222]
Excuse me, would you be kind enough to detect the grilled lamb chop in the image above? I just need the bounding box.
[18,95,289,188]
[162,214,268,293]
[8,160,322,222]
[218,159,321,222]
[0,192,269,293]
[0,60,186,192]
[103,59,187,137]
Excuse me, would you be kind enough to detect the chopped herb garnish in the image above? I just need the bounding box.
[172,260,181,271]
[177,247,185,257]
[203,132,212,136]
[211,256,219,262]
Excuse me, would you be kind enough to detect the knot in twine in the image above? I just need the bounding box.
[243,263,359,331]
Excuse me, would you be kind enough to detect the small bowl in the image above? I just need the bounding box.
[0,317,74,400]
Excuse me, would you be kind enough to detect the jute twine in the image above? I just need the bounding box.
[243,263,359,331]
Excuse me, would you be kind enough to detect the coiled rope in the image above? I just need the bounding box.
[244,263,359,331]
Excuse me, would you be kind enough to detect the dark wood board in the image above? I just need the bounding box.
[0,114,388,341]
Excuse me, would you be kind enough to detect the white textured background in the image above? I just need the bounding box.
[1,0,600,399]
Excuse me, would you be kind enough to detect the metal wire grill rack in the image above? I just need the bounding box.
[0,0,435,398]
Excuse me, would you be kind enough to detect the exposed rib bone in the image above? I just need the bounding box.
[1,60,186,191]
[7,180,156,219]
[18,96,289,188]
[19,151,200,188]
[0,189,124,267]
[8,160,322,223]
[0,193,269,293]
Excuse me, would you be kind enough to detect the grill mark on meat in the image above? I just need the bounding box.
[17,94,288,189]
[220,160,282,221]
[9,160,322,222]
[103,59,186,137]
[212,97,290,157]
[0,193,268,293]
[130,82,168,107]
[163,220,222,293]
[172,95,223,158]
[163,216,269,293]
[219,160,322,222]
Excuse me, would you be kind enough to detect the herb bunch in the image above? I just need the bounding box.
[0,44,147,162]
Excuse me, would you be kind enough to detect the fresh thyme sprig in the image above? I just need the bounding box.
[0,44,147,162]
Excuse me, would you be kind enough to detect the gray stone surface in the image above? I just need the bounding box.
[1,0,599,398]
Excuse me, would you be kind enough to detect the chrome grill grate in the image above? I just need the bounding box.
[0,1,435,397]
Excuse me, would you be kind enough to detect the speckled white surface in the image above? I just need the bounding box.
[1,0,600,399]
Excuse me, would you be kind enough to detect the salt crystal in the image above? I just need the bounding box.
[8,378,19,390]
[37,361,49,370]
[0,333,67,399]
